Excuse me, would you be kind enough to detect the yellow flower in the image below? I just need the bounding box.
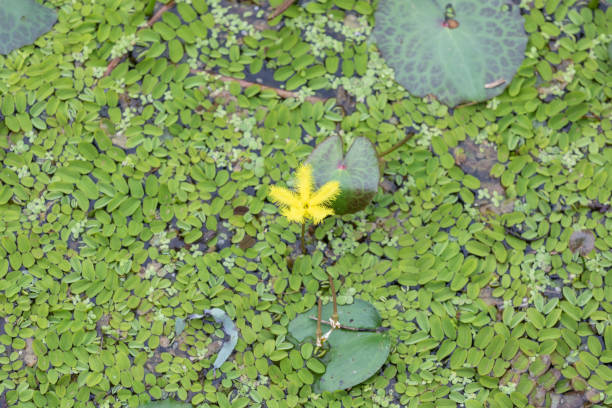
[269,164,340,224]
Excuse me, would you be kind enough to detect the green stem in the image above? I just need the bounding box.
[316,298,323,345]
[377,132,414,158]
[328,274,339,326]
[301,222,306,254]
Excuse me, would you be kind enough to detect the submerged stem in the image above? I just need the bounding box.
[308,316,383,332]
[316,298,323,346]
[268,0,296,20]
[378,132,414,158]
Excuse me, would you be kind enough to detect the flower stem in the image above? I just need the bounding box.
[316,298,323,346]
[301,223,306,254]
[378,132,414,158]
[328,274,339,328]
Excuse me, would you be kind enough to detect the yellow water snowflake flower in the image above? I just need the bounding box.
[269,164,340,224]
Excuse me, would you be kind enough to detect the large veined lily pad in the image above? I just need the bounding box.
[306,135,379,215]
[0,0,57,54]
[288,299,391,392]
[374,0,527,106]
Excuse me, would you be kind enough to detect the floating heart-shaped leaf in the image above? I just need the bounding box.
[374,0,527,106]
[306,135,379,215]
[288,299,391,392]
[317,330,391,392]
[0,0,57,55]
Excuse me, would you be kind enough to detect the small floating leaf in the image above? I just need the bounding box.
[174,317,186,336]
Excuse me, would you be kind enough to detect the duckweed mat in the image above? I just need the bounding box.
[0,0,611,407]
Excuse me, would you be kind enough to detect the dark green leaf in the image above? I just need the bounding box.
[306,135,379,215]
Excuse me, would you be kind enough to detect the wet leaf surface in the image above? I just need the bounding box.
[569,229,595,256]
[0,0,57,54]
[374,0,528,106]
[288,299,390,392]
[306,135,380,215]
[0,0,610,406]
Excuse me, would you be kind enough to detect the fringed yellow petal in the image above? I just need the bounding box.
[269,186,299,207]
[282,206,306,224]
[309,180,340,206]
[296,164,313,201]
[308,205,334,224]
[268,163,340,225]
